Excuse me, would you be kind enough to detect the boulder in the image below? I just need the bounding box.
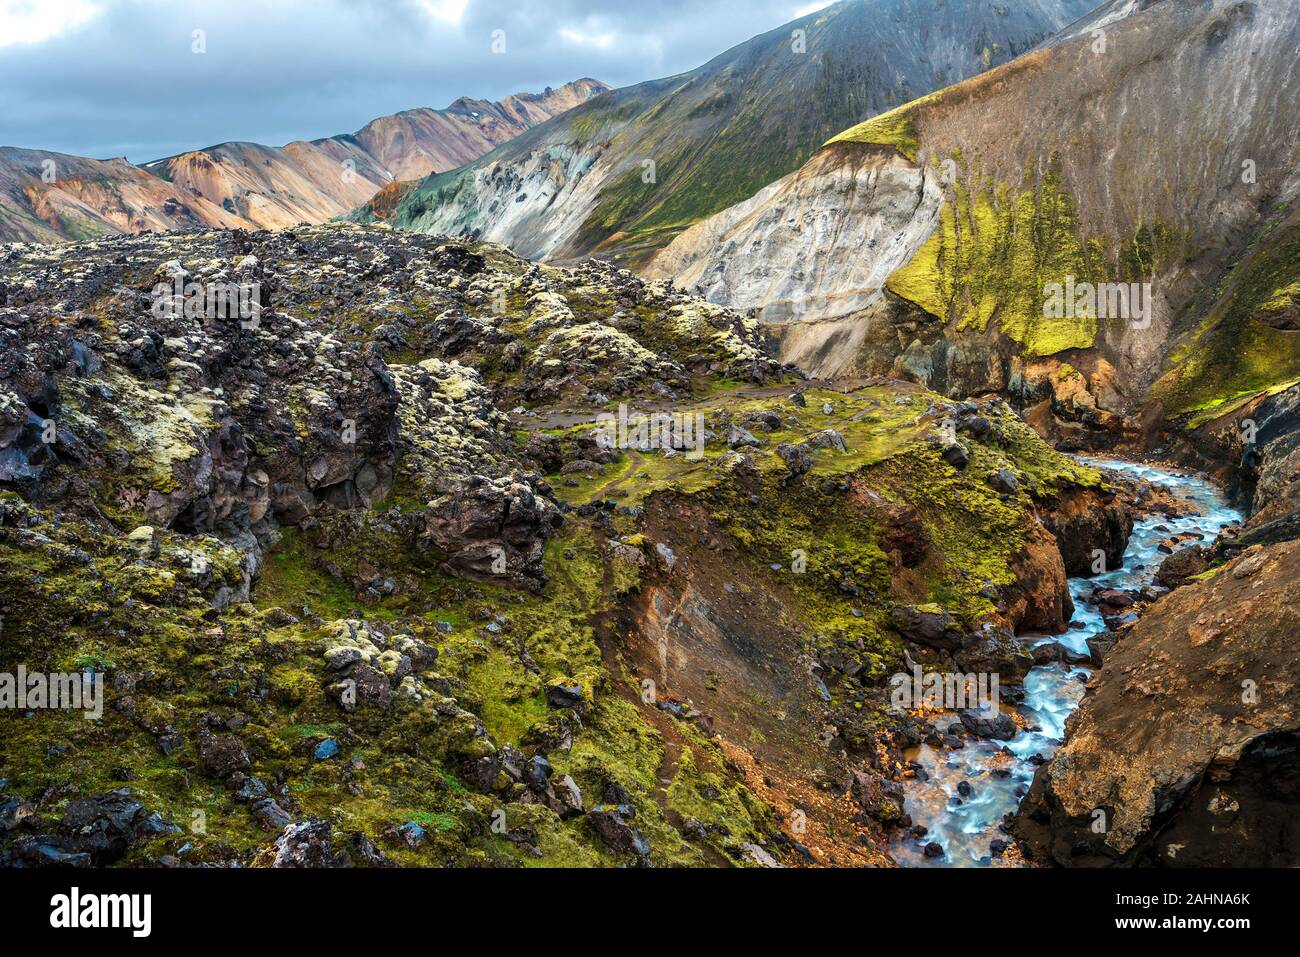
[1155,544,1209,587]
[888,605,964,650]
[957,708,1018,741]
[940,442,969,469]
[255,819,337,868]
[588,806,650,858]
[986,469,1019,495]
[1017,539,1300,866]
[775,443,812,478]
[545,681,585,710]
[1030,642,1093,666]
[808,429,848,453]
[727,426,761,449]
[197,728,251,780]
[423,473,563,591]
[850,770,905,824]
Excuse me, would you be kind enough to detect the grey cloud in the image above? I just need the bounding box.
[0,0,824,161]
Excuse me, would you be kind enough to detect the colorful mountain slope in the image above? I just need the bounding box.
[355,0,1096,266]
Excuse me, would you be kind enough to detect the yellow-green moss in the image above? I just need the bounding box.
[1155,209,1300,424]
[886,157,1106,357]
[825,91,946,162]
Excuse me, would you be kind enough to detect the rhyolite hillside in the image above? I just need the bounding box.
[0,80,607,244]
[651,0,1300,453]
[352,0,1096,267]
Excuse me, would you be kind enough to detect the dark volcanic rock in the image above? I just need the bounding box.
[986,469,1019,494]
[957,708,1017,741]
[941,442,969,469]
[775,442,813,479]
[197,728,251,780]
[888,605,964,650]
[850,770,905,824]
[2,788,173,867]
[1042,486,1133,577]
[954,625,1034,681]
[1017,541,1300,866]
[588,805,650,858]
[1155,544,1209,587]
[423,473,563,591]
[256,819,337,868]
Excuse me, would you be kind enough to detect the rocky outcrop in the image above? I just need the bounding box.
[1041,485,1132,577]
[0,787,179,867]
[0,222,780,595]
[1244,385,1300,525]
[1017,541,1300,866]
[645,145,944,352]
[423,474,563,591]
[0,219,812,869]
[1002,522,1074,632]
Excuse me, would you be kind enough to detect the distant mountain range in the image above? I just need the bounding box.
[0,79,607,243]
[350,0,1097,266]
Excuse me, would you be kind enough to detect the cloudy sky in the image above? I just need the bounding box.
[0,0,835,162]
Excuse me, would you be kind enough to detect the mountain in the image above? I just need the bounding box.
[352,0,1098,266]
[6,0,1300,872]
[0,79,607,243]
[644,0,1300,867]
[0,148,255,243]
[144,79,608,232]
[650,0,1300,437]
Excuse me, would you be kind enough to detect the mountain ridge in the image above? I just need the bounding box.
[649,0,1300,437]
[352,0,1097,266]
[0,79,608,243]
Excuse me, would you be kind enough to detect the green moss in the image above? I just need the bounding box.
[666,741,771,856]
[1155,209,1300,424]
[464,652,548,747]
[825,92,941,162]
[886,156,1107,357]
[254,527,359,618]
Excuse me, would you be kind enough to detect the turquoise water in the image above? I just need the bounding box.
[892,458,1242,867]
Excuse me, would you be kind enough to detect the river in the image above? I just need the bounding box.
[891,458,1243,867]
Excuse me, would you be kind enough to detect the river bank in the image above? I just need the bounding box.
[892,458,1243,867]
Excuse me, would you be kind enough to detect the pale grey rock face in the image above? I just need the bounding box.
[405,142,616,263]
[374,0,1096,265]
[647,145,944,377]
[650,148,943,320]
